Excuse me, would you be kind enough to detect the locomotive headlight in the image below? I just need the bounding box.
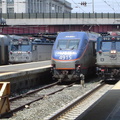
[110,50,116,54]
[18,51,22,54]
[103,37,106,40]
[117,37,120,40]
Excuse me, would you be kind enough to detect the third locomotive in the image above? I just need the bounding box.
[96,32,120,81]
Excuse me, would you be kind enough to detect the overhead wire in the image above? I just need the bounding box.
[71,0,120,13]
[114,0,120,11]
[103,0,115,12]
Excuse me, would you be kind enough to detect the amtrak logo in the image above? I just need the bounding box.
[55,51,77,60]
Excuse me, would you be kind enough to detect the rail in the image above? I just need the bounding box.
[0,81,75,118]
[47,82,105,120]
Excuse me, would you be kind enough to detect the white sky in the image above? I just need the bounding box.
[68,0,120,13]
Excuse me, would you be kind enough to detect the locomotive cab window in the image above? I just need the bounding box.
[101,38,120,51]
[68,40,79,49]
[116,42,120,50]
[11,45,18,51]
[12,39,19,45]
[22,39,29,45]
[57,40,67,50]
[101,42,111,51]
[57,39,79,50]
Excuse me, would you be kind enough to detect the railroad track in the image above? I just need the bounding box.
[0,81,75,118]
[45,82,114,120]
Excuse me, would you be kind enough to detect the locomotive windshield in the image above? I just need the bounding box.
[101,41,120,51]
[116,42,120,50]
[10,38,31,51]
[101,42,111,51]
[12,39,19,45]
[11,45,19,51]
[57,39,79,50]
[21,39,29,45]
[11,38,29,45]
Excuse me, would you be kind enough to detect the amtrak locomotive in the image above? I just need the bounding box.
[9,37,54,63]
[51,31,100,82]
[96,32,120,80]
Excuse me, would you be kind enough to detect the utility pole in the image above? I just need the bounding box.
[92,0,94,13]
[0,8,1,17]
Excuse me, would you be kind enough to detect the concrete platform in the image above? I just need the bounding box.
[76,81,120,120]
[0,60,52,93]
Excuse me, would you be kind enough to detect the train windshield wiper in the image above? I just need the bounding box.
[58,47,62,50]
[71,45,77,50]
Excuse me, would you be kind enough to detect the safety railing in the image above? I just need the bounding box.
[2,13,120,19]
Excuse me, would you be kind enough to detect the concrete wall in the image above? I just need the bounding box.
[5,18,120,25]
[2,13,120,25]
[0,67,52,93]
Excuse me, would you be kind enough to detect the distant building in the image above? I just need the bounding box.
[0,0,72,13]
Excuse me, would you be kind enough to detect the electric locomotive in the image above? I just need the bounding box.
[9,37,54,63]
[96,32,120,80]
[51,31,100,82]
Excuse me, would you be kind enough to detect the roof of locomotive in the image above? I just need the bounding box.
[56,31,100,41]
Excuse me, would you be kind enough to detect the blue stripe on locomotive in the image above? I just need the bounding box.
[52,32,89,60]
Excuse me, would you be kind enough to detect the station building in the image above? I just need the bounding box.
[0,0,72,13]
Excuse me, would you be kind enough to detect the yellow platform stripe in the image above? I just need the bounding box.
[112,81,120,90]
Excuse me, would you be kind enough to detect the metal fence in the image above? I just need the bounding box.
[2,13,120,19]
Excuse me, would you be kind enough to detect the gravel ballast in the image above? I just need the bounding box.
[3,80,104,120]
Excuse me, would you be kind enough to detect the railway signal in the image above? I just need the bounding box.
[79,1,94,13]
[80,2,87,6]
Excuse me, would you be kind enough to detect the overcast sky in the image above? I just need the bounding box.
[68,0,120,13]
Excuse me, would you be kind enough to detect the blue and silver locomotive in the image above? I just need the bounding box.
[9,37,54,63]
[96,32,120,80]
[51,31,100,82]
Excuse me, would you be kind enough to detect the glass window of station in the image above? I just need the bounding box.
[7,0,14,3]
